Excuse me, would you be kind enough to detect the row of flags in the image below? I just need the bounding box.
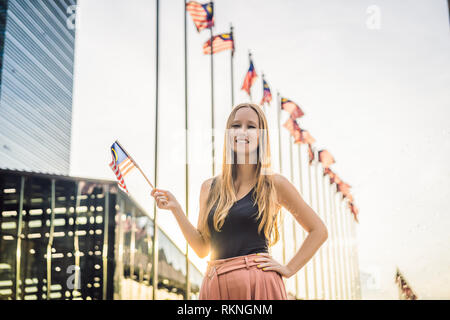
[107,1,359,223]
[275,79,359,221]
[186,1,269,104]
[395,268,418,300]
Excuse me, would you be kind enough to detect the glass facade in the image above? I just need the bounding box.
[0,0,77,175]
[0,169,203,300]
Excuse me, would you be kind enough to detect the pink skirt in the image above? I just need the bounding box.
[199,252,288,300]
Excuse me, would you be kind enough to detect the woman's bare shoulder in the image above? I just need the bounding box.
[200,176,219,195]
[271,173,293,201]
[271,172,289,189]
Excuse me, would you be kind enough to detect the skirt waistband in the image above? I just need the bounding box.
[206,252,269,279]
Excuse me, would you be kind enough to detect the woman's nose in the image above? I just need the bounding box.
[237,127,248,134]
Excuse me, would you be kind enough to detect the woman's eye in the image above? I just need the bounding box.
[231,124,240,128]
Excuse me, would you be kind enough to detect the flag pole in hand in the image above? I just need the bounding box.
[115,139,155,190]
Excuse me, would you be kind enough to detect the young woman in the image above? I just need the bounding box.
[151,103,328,300]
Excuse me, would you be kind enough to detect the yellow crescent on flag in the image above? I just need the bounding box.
[112,148,118,162]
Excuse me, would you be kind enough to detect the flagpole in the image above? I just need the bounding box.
[347,204,355,299]
[261,73,265,114]
[306,146,318,299]
[297,144,309,299]
[152,0,160,300]
[331,183,344,299]
[230,23,234,109]
[345,201,354,299]
[183,0,191,300]
[351,208,362,299]
[276,92,286,268]
[344,201,354,299]
[115,140,154,189]
[313,147,326,299]
[328,179,340,300]
[339,192,348,299]
[341,198,351,299]
[210,1,215,176]
[321,170,336,299]
[339,194,349,299]
[248,51,253,102]
[288,135,299,298]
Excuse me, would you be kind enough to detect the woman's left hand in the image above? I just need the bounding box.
[255,253,293,278]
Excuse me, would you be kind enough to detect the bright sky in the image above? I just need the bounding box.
[70,0,450,299]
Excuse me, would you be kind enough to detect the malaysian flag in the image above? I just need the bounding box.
[300,128,315,144]
[108,141,136,193]
[260,77,272,106]
[337,181,352,200]
[318,149,336,169]
[241,58,257,96]
[203,32,234,54]
[281,97,304,119]
[283,117,302,143]
[186,1,214,32]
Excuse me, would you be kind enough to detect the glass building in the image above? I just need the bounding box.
[0,0,77,175]
[0,168,204,300]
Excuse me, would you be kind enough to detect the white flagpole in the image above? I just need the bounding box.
[306,148,318,298]
[297,144,309,299]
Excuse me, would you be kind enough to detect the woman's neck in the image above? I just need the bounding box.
[235,164,257,187]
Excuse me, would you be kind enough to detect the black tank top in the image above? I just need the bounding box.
[207,179,269,260]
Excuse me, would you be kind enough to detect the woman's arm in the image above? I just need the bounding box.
[151,179,212,259]
[256,173,328,278]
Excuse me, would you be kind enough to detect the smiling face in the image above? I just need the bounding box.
[229,106,260,159]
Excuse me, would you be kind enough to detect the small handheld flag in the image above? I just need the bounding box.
[108,141,135,193]
[108,140,154,193]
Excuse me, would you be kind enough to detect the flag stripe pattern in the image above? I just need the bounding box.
[108,141,136,193]
[241,59,257,95]
[109,152,128,193]
[281,97,305,119]
[283,117,302,143]
[260,78,272,106]
[300,129,315,144]
[318,149,336,168]
[186,1,214,32]
[203,33,234,54]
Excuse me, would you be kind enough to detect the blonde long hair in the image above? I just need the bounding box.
[199,103,282,247]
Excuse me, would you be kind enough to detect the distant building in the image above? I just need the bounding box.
[0,0,77,175]
[0,168,203,300]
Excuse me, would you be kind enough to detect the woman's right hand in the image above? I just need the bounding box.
[150,188,180,211]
